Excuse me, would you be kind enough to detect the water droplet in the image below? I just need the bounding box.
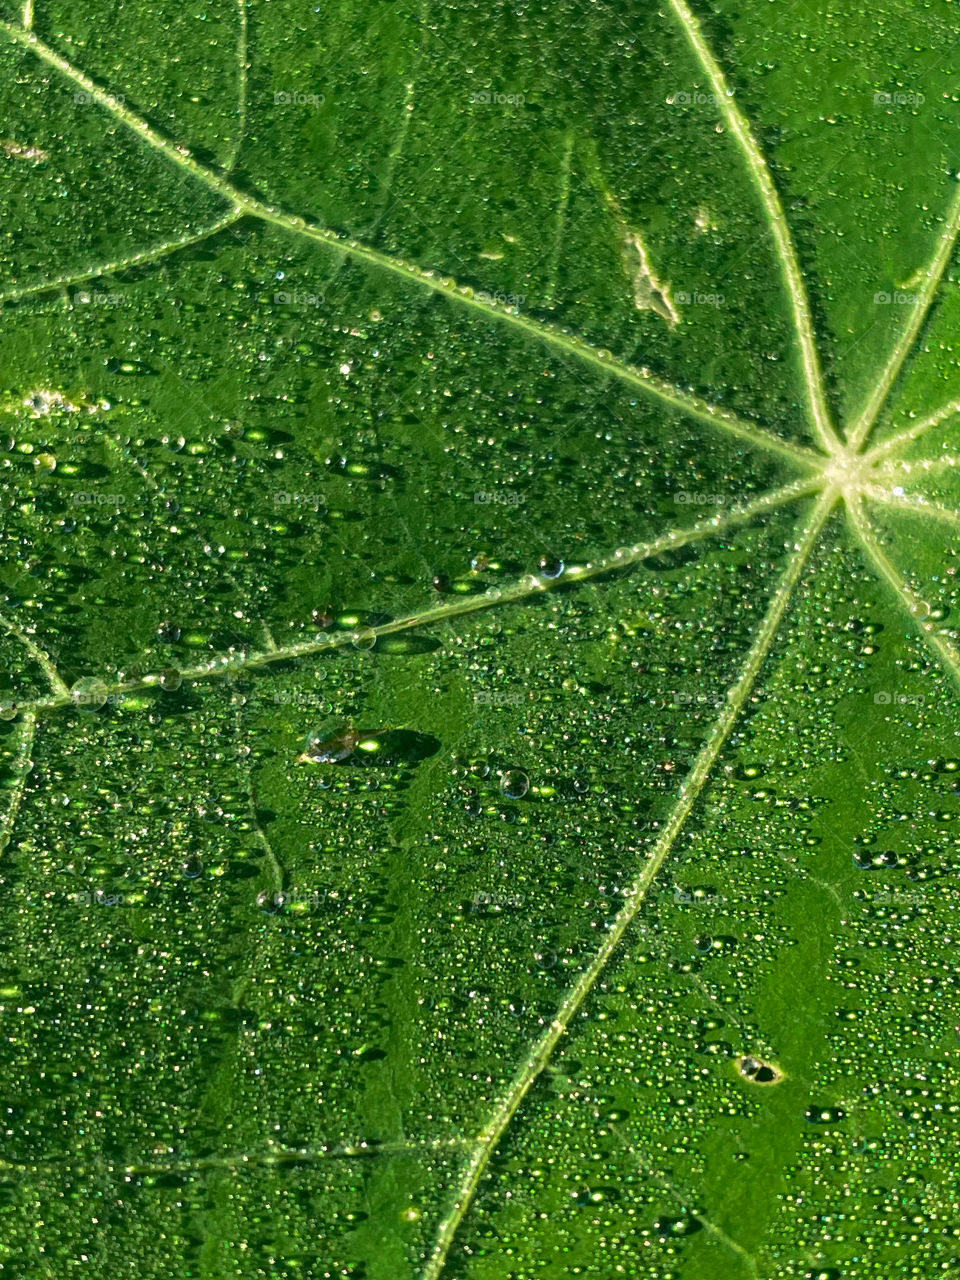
[500,769,530,799]
[70,677,109,712]
[159,668,182,692]
[299,724,359,764]
[653,1215,703,1238]
[805,1106,845,1125]
[537,555,564,579]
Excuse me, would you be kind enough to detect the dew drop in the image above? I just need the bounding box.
[537,555,565,579]
[500,769,530,799]
[300,724,359,764]
[653,1214,703,1238]
[70,677,109,712]
[805,1106,845,1125]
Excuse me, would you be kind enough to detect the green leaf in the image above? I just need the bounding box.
[0,3,958,1278]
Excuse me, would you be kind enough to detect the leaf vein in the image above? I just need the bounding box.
[421,490,835,1280]
[667,0,840,454]
[0,17,820,470]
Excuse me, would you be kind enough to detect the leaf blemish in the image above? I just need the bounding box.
[736,1054,784,1085]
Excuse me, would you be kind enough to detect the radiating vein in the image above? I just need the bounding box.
[863,398,960,467]
[864,487,960,535]
[0,210,243,303]
[0,614,70,697]
[12,475,823,718]
[848,185,960,452]
[0,1134,472,1177]
[226,0,248,172]
[873,453,960,479]
[0,17,821,470]
[848,497,960,690]
[666,0,840,456]
[421,490,834,1280]
[0,709,36,855]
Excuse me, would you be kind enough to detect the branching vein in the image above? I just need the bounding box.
[848,185,960,452]
[421,490,834,1280]
[5,10,960,1273]
[0,614,69,697]
[11,476,821,718]
[863,398,960,468]
[0,17,820,471]
[0,210,243,303]
[848,497,960,691]
[0,708,36,855]
[226,0,248,172]
[667,0,840,456]
[864,487,960,534]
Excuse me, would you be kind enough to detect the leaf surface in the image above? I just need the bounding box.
[0,3,958,1278]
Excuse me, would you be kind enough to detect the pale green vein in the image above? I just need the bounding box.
[0,709,36,854]
[862,398,960,467]
[848,184,960,452]
[608,1126,759,1279]
[0,18,821,471]
[873,454,960,480]
[0,209,243,303]
[0,614,69,697]
[544,130,575,307]
[0,1134,472,1177]
[129,1134,472,1174]
[864,488,960,535]
[421,490,834,1280]
[374,76,417,214]
[848,497,960,691]
[226,0,248,172]
[239,708,285,897]
[10,475,823,718]
[667,0,841,457]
